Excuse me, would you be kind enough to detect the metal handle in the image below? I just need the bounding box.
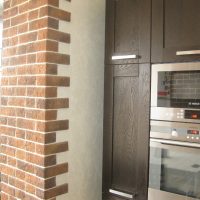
[150,138,200,148]
[112,55,137,60]
[109,189,136,199]
[176,50,200,56]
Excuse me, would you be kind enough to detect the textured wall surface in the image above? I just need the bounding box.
[65,0,105,200]
[1,0,70,199]
[0,0,105,199]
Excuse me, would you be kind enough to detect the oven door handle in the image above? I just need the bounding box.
[150,138,200,148]
[176,50,200,56]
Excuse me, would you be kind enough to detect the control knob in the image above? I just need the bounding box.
[171,129,178,137]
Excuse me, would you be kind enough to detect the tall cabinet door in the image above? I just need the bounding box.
[103,64,150,200]
[152,0,200,63]
[105,0,151,65]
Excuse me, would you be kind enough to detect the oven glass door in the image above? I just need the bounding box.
[149,140,200,199]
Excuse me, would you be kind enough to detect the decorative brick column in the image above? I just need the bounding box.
[0,0,70,199]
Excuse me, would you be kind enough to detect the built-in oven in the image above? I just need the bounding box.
[151,62,200,123]
[148,120,200,200]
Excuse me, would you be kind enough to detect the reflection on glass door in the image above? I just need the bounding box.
[149,142,200,199]
[157,71,200,108]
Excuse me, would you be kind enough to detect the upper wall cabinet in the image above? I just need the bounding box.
[152,0,200,63]
[105,0,151,65]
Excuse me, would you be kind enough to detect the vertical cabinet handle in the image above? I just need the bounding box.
[109,189,137,199]
[112,55,137,60]
[176,50,200,56]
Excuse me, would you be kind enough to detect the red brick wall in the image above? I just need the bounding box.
[0,0,70,199]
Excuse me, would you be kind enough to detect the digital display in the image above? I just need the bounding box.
[192,114,198,119]
[187,130,200,135]
[185,110,200,120]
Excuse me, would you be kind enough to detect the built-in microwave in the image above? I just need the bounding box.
[151,63,200,123]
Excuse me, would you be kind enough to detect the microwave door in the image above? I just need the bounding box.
[151,63,200,110]
[149,139,200,200]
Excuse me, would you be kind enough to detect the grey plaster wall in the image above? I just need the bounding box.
[65,0,106,200]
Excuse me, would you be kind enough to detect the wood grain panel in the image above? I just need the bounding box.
[103,64,150,200]
[105,0,151,65]
[113,65,139,77]
[112,75,139,192]
[103,65,114,198]
[152,0,200,63]
[115,0,139,54]
[136,64,150,200]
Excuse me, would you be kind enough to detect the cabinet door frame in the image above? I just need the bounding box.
[102,64,150,200]
[152,0,200,63]
[105,0,151,65]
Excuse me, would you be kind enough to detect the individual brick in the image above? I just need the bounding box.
[36,142,68,155]
[3,19,11,28]
[39,6,71,22]
[36,120,69,132]
[36,163,68,178]
[36,76,70,86]
[17,160,35,174]
[28,0,59,9]
[7,157,17,167]
[10,0,27,7]
[1,183,15,196]
[26,153,56,167]
[36,183,68,199]
[17,118,35,130]
[19,31,37,44]
[26,87,57,98]
[36,98,69,109]
[25,109,57,120]
[1,146,16,157]
[26,131,56,144]
[15,189,26,200]
[18,22,28,34]
[3,7,18,20]
[1,174,9,183]
[16,129,25,139]
[18,1,29,13]
[28,9,39,21]
[11,13,28,26]
[38,29,70,43]
[1,165,15,177]
[29,17,58,31]
[16,149,26,160]
[37,52,70,65]
[26,183,36,195]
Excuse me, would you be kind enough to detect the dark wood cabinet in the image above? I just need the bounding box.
[103,1,200,200]
[103,64,150,200]
[105,0,151,65]
[152,0,200,63]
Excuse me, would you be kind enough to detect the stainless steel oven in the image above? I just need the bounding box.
[151,62,200,123]
[148,120,200,200]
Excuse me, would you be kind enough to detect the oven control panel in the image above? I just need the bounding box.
[150,120,200,143]
[187,129,200,140]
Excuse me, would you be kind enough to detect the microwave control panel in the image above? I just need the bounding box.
[174,110,200,120]
[185,110,200,120]
[151,107,200,123]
